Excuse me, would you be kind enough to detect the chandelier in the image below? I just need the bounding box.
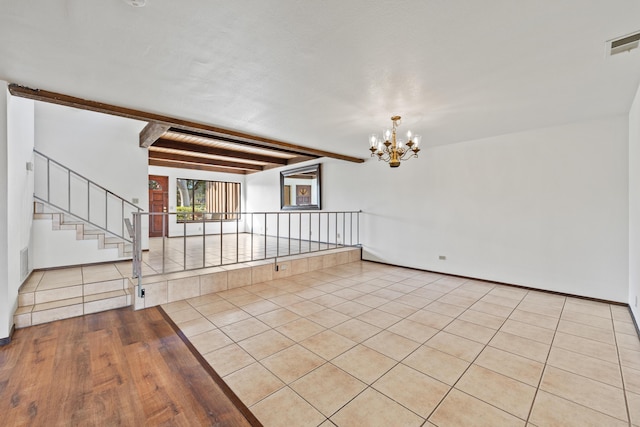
[369,115,421,168]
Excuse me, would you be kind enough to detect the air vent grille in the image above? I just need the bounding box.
[608,31,640,56]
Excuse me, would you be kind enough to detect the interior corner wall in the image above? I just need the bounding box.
[629,83,640,323]
[33,102,149,267]
[0,83,10,340]
[246,116,629,302]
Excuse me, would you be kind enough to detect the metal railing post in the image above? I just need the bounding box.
[236,214,239,263]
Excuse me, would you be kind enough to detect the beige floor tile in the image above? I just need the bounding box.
[557,319,615,345]
[352,293,389,308]
[508,309,558,330]
[276,318,325,341]
[404,346,470,386]
[456,364,536,420]
[189,328,234,354]
[547,347,622,388]
[332,345,396,384]
[161,300,191,314]
[429,389,525,427]
[377,301,418,317]
[480,294,520,309]
[552,331,618,364]
[407,309,455,329]
[410,288,446,301]
[288,300,325,317]
[529,390,628,427]
[332,288,366,300]
[619,347,640,370]
[242,299,280,316]
[474,346,544,387]
[206,308,252,327]
[332,301,372,317]
[237,329,294,360]
[425,331,484,362]
[251,387,325,427]
[356,309,402,329]
[195,300,236,316]
[307,308,351,328]
[385,318,438,344]
[500,319,555,345]
[489,331,550,363]
[561,310,613,330]
[270,293,305,307]
[331,387,423,427]
[219,317,270,342]
[423,300,467,317]
[469,300,514,317]
[179,317,216,337]
[291,363,366,417]
[394,293,433,309]
[540,366,628,421]
[373,364,449,418]
[437,293,478,309]
[614,320,638,335]
[257,307,300,328]
[563,299,611,319]
[363,330,421,361]
[301,330,356,360]
[617,332,640,352]
[224,362,284,407]
[488,286,527,301]
[311,293,348,308]
[186,293,223,307]
[628,391,640,427]
[332,318,382,342]
[443,319,496,344]
[203,343,255,376]
[623,365,640,394]
[457,309,506,330]
[262,345,325,383]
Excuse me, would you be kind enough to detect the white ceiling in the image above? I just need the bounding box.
[1,1,640,158]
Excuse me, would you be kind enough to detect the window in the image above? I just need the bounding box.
[176,179,241,221]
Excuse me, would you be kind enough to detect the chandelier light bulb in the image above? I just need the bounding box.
[413,135,421,147]
[369,134,378,147]
[384,129,392,141]
[406,130,413,140]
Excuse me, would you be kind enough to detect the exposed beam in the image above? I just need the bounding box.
[149,159,248,175]
[154,138,288,165]
[168,127,322,159]
[148,150,264,171]
[139,122,170,148]
[8,84,365,164]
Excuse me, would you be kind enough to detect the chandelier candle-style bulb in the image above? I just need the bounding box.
[368,115,422,168]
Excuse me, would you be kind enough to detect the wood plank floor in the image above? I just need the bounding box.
[0,307,257,426]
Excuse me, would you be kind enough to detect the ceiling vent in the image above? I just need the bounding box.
[608,31,640,56]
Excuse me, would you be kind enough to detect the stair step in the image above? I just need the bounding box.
[14,289,132,328]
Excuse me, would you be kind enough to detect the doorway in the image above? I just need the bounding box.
[148,175,168,237]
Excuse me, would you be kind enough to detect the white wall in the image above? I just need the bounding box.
[247,116,630,302]
[0,83,36,341]
[0,83,10,340]
[148,165,246,237]
[33,102,149,267]
[629,83,640,323]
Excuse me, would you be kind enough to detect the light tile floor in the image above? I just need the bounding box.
[163,260,640,427]
[144,234,340,275]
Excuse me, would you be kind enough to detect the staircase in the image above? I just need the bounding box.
[13,263,134,329]
[33,201,132,258]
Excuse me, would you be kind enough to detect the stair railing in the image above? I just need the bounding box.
[33,149,142,243]
[130,210,361,288]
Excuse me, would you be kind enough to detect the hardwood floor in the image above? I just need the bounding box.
[0,307,258,426]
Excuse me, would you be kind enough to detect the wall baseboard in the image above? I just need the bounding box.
[0,324,16,346]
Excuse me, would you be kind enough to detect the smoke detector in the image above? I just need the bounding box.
[607,31,640,56]
[123,0,146,7]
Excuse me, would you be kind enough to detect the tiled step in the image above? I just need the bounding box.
[14,268,134,328]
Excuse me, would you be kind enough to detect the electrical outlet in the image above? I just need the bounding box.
[439,255,446,260]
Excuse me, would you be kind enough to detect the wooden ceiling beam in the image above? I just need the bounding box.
[149,150,264,171]
[140,122,170,148]
[154,138,288,165]
[149,158,248,175]
[8,84,364,164]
